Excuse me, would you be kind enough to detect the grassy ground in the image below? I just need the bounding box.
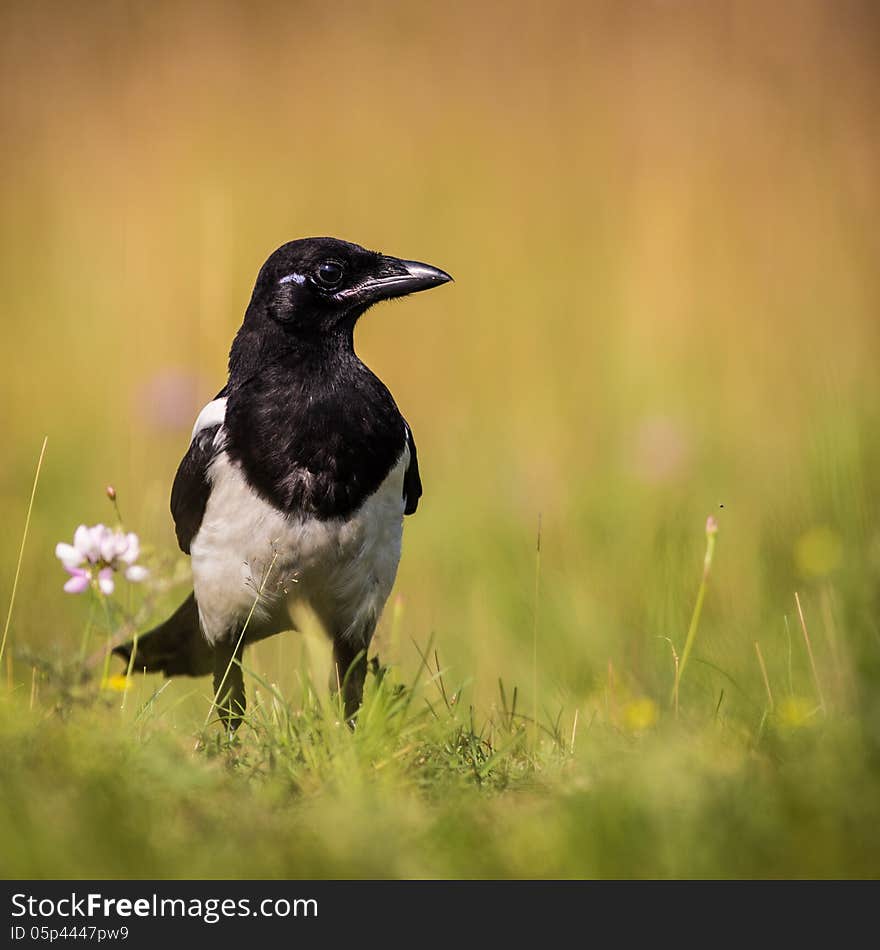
[2,1,880,879]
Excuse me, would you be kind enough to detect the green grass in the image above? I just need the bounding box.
[2,1,880,879]
[3,502,880,878]
[3,642,880,879]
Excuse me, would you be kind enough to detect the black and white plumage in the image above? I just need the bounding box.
[116,237,451,726]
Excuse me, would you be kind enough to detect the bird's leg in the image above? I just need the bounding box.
[332,637,368,723]
[212,634,246,734]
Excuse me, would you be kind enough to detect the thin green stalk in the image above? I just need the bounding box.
[0,436,48,672]
[98,591,116,689]
[795,591,826,714]
[672,516,719,705]
[106,484,123,526]
[533,514,542,752]
[77,596,97,670]
[121,631,138,711]
[754,640,774,711]
[202,552,279,734]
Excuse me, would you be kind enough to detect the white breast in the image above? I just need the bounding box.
[189,443,409,648]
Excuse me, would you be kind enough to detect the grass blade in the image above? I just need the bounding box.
[0,436,48,672]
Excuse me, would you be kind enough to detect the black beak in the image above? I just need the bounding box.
[337,256,453,306]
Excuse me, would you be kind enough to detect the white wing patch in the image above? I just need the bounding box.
[191,397,227,442]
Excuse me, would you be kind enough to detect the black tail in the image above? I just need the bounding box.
[114,593,214,678]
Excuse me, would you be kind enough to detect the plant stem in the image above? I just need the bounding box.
[533,514,541,752]
[795,591,826,715]
[672,517,718,706]
[0,436,48,673]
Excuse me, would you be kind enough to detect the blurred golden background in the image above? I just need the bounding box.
[2,0,879,723]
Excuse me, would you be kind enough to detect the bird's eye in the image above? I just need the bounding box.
[316,261,344,288]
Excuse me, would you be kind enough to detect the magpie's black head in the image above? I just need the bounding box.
[246,237,452,338]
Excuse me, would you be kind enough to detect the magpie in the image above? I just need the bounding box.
[115,237,452,728]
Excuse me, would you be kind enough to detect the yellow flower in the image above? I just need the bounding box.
[794,526,842,577]
[622,698,659,733]
[777,696,817,728]
[101,673,132,693]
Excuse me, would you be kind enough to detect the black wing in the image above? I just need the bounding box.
[170,425,222,554]
[403,423,422,516]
